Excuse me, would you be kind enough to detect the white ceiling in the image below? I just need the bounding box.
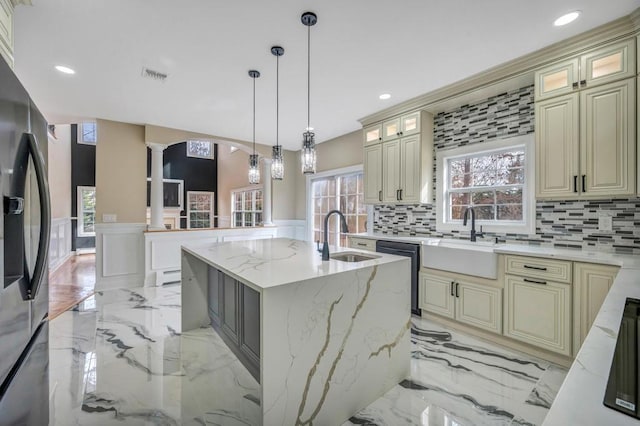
[13,0,640,150]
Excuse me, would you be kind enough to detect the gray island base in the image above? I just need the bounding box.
[181,238,410,425]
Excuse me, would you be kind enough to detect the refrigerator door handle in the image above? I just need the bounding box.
[22,133,51,300]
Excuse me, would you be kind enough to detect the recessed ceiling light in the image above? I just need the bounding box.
[554,11,580,26]
[379,93,391,100]
[55,65,75,74]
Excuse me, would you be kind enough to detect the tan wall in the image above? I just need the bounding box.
[47,124,72,219]
[272,149,300,220]
[95,119,147,224]
[294,130,363,219]
[217,146,251,225]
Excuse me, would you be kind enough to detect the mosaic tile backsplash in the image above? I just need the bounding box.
[373,85,640,254]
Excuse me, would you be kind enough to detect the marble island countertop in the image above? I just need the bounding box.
[182,237,409,290]
[352,232,640,424]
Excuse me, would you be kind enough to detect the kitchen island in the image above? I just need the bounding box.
[180,238,411,425]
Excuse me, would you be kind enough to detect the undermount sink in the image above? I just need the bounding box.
[422,239,499,279]
[330,252,380,263]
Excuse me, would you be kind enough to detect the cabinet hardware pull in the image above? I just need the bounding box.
[580,79,586,87]
[455,282,459,298]
[582,175,586,192]
[524,265,547,271]
[399,189,403,200]
[396,189,401,201]
[450,281,454,296]
[357,242,367,247]
[573,175,578,193]
[524,278,547,285]
[572,82,579,89]
[378,190,382,202]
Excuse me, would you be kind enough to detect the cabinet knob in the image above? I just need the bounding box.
[378,137,382,141]
[572,82,579,89]
[580,80,586,87]
[399,131,403,135]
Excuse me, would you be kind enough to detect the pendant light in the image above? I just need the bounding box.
[271,46,285,180]
[248,69,261,184]
[300,11,317,174]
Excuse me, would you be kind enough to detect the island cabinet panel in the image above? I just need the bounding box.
[240,285,260,366]
[207,266,221,326]
[221,273,240,344]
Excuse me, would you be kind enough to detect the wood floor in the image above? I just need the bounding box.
[49,254,96,320]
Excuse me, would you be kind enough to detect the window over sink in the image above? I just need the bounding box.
[436,135,535,235]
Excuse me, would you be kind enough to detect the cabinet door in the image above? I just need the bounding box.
[207,267,222,326]
[581,39,635,88]
[419,273,455,319]
[573,263,619,354]
[534,58,579,100]
[221,274,240,344]
[0,0,13,68]
[348,237,376,252]
[363,124,383,146]
[455,280,502,334]
[363,144,383,204]
[504,275,571,356]
[382,117,401,141]
[401,111,421,136]
[382,140,400,203]
[580,78,636,196]
[535,93,580,198]
[240,284,261,366]
[399,135,421,203]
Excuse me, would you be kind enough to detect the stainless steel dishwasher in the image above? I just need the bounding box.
[375,240,420,315]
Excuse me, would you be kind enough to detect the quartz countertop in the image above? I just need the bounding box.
[182,237,408,290]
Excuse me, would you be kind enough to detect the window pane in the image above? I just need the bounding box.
[450,193,470,205]
[474,206,494,220]
[255,212,262,226]
[357,215,367,233]
[496,188,523,204]
[451,173,472,189]
[451,205,467,220]
[472,191,494,205]
[497,205,523,221]
[235,212,242,226]
[357,194,366,214]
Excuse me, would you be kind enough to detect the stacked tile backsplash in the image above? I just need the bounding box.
[373,85,640,254]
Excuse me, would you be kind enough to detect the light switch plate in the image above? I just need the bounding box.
[598,214,613,232]
[102,213,117,223]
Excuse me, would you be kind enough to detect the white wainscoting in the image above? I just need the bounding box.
[273,219,307,241]
[49,217,72,273]
[144,226,278,286]
[95,223,147,291]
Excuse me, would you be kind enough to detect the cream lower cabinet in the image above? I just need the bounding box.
[504,275,572,356]
[573,263,619,354]
[420,271,502,334]
[347,236,376,252]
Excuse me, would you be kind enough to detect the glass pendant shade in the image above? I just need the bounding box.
[301,131,316,174]
[248,153,260,184]
[271,145,284,180]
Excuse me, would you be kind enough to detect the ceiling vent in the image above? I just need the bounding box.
[141,67,168,82]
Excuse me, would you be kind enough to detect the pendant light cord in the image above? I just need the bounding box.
[253,75,256,154]
[276,53,279,149]
[307,24,310,131]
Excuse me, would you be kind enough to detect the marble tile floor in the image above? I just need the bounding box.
[49,284,567,426]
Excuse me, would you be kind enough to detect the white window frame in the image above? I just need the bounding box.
[436,134,535,235]
[78,122,97,145]
[77,186,96,237]
[231,186,263,228]
[305,164,373,243]
[146,178,184,211]
[187,191,215,229]
[186,139,215,160]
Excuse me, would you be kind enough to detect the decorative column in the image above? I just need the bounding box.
[262,158,273,226]
[147,143,166,230]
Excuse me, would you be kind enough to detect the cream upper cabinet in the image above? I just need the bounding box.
[535,58,580,100]
[580,79,636,196]
[420,269,502,334]
[581,40,635,89]
[535,93,580,198]
[362,110,433,205]
[573,263,619,355]
[535,38,635,101]
[504,275,572,356]
[0,0,13,68]
[536,78,636,198]
[363,123,383,146]
[363,144,383,203]
[381,139,400,203]
[382,117,401,141]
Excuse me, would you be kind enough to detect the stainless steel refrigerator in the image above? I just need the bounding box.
[0,57,51,425]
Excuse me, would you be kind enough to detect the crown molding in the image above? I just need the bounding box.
[359,9,639,126]
[10,0,32,7]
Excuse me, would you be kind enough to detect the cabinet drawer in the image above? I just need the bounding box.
[505,255,572,284]
[348,237,376,252]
